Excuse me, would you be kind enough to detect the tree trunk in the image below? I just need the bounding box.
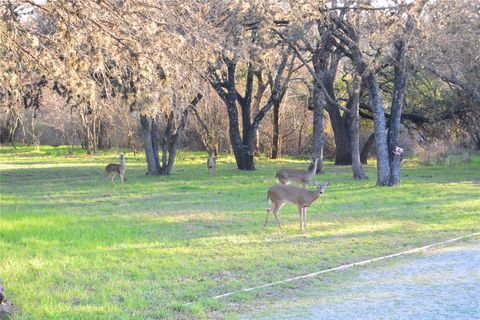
[164,93,203,174]
[140,115,161,175]
[360,133,375,164]
[329,110,352,165]
[325,82,352,165]
[348,77,368,179]
[151,115,162,173]
[387,66,406,186]
[141,94,202,176]
[312,83,325,173]
[239,62,255,170]
[244,137,255,171]
[0,108,19,143]
[209,47,291,170]
[387,16,413,186]
[159,112,174,174]
[271,100,281,159]
[209,59,248,170]
[365,72,390,185]
[253,71,267,156]
[226,97,248,170]
[297,122,305,155]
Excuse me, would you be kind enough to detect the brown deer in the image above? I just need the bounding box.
[207,152,216,174]
[263,181,327,231]
[105,153,126,184]
[275,158,318,188]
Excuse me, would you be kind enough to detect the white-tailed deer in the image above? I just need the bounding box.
[263,181,327,231]
[275,158,318,188]
[207,152,216,174]
[105,153,125,184]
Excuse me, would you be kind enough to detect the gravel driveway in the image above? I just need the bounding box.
[242,238,480,320]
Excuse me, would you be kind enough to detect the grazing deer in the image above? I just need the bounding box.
[275,158,319,188]
[263,181,327,231]
[105,153,126,184]
[207,152,216,174]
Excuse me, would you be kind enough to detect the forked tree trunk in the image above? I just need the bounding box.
[209,48,292,171]
[387,14,415,186]
[140,93,202,176]
[209,59,248,170]
[365,72,390,185]
[332,5,421,186]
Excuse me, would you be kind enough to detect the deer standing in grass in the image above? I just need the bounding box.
[105,153,126,184]
[207,152,216,174]
[275,158,319,188]
[264,181,327,231]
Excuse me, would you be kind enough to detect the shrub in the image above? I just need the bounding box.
[415,142,473,167]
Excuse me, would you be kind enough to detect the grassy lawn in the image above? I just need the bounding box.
[1,145,479,319]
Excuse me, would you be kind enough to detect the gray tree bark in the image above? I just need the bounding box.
[141,115,161,175]
[387,13,416,186]
[365,71,391,185]
[360,133,375,164]
[209,48,293,170]
[347,77,368,179]
[140,93,202,176]
[312,82,325,174]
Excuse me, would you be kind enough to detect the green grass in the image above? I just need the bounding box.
[1,145,479,319]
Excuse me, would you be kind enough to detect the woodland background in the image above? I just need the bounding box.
[1,0,479,185]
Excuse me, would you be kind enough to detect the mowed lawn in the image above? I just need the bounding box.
[0,146,479,319]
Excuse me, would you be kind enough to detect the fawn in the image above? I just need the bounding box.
[275,158,318,188]
[207,152,216,174]
[105,153,126,184]
[264,181,327,231]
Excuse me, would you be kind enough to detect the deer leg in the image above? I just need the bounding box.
[303,207,307,230]
[263,207,272,228]
[111,173,117,185]
[263,199,276,228]
[298,206,304,230]
[120,173,124,183]
[273,204,283,228]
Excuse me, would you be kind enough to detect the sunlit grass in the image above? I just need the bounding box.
[0,145,479,319]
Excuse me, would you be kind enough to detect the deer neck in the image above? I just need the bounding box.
[303,189,320,206]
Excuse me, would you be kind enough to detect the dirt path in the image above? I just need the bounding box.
[241,238,480,320]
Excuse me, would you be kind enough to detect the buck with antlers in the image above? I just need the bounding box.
[263,181,327,231]
[275,158,319,188]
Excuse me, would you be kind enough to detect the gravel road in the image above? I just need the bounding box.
[242,238,480,320]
